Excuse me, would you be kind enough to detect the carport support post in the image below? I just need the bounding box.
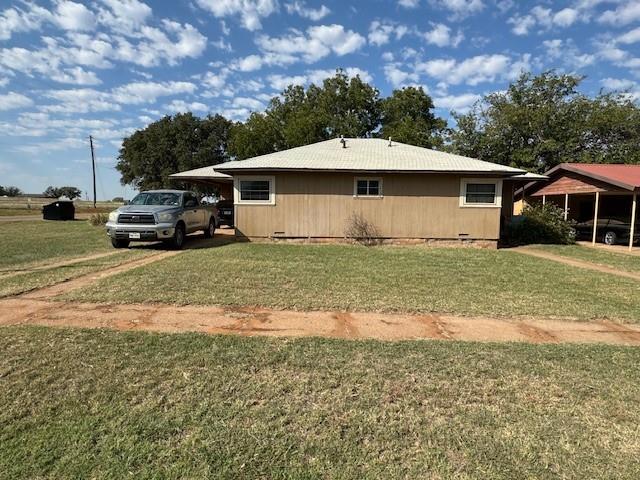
[592,191,600,245]
[542,195,546,206]
[564,193,569,221]
[630,192,637,251]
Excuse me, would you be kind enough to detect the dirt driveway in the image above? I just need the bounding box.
[2,239,639,345]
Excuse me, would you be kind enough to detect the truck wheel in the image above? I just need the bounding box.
[170,224,186,250]
[603,231,617,245]
[111,238,130,249]
[204,218,215,239]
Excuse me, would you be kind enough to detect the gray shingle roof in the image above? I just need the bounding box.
[214,138,525,175]
[169,166,232,181]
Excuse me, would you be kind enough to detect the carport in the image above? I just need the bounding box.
[168,166,233,199]
[518,163,639,250]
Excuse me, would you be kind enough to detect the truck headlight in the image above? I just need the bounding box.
[108,211,118,222]
[157,212,175,222]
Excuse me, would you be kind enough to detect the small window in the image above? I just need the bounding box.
[235,176,275,205]
[460,179,502,208]
[240,180,270,201]
[465,183,496,204]
[354,177,382,197]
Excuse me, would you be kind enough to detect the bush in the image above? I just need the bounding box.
[507,203,575,245]
[87,213,109,227]
[344,213,381,246]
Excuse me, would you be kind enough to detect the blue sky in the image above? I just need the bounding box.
[1,0,639,199]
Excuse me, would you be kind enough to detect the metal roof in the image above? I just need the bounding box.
[214,138,525,175]
[559,163,640,191]
[169,166,233,182]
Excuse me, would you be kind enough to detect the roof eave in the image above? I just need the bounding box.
[214,167,523,176]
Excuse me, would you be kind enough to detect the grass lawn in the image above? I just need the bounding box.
[530,244,640,274]
[0,220,114,270]
[64,243,640,321]
[1,327,639,479]
[0,209,40,216]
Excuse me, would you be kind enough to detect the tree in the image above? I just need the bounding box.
[43,186,82,199]
[0,186,22,196]
[228,70,383,159]
[380,86,447,148]
[116,113,232,190]
[449,71,640,172]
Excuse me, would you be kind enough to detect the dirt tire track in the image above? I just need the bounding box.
[599,319,640,342]
[332,312,359,338]
[19,250,181,299]
[512,247,640,281]
[518,323,558,343]
[1,251,124,278]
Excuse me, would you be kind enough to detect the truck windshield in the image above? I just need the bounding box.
[130,192,181,206]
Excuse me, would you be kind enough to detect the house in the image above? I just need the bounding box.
[173,138,539,248]
[517,163,639,250]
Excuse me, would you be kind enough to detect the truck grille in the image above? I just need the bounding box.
[118,213,156,224]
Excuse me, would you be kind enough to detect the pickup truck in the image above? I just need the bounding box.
[105,190,218,249]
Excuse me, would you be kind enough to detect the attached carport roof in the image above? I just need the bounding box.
[168,166,232,183]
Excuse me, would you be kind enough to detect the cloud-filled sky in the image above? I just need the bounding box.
[1,0,639,199]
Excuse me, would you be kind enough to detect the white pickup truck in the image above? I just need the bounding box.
[105,190,219,249]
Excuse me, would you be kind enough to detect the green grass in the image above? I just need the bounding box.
[64,243,640,321]
[0,209,40,216]
[530,244,640,274]
[0,250,152,298]
[0,327,638,479]
[0,220,113,270]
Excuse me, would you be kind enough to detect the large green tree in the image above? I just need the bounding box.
[117,113,232,190]
[449,71,640,172]
[228,70,384,160]
[380,86,447,149]
[43,186,82,199]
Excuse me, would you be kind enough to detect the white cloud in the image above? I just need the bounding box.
[256,24,366,64]
[268,74,308,90]
[202,70,229,90]
[509,5,580,35]
[285,2,331,21]
[164,100,209,112]
[110,81,196,104]
[384,64,419,87]
[0,3,51,41]
[195,0,278,31]
[599,1,640,26]
[50,66,102,85]
[416,54,511,85]
[423,23,464,47]
[368,21,407,47]
[431,0,484,19]
[434,93,480,112]
[231,96,265,110]
[54,1,96,31]
[618,27,640,44]
[0,92,33,111]
[233,54,263,71]
[97,0,152,35]
[542,39,594,69]
[0,77,8,87]
[601,77,636,90]
[398,0,420,7]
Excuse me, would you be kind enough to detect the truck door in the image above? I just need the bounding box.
[183,193,203,232]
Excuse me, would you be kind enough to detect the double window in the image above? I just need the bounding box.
[354,177,383,198]
[235,176,275,205]
[460,179,502,207]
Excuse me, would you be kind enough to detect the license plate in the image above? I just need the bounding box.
[223,210,232,215]
[128,232,141,239]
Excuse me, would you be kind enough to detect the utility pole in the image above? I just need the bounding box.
[89,135,97,208]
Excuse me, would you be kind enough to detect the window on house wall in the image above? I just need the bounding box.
[460,179,502,207]
[354,177,383,197]
[235,176,275,205]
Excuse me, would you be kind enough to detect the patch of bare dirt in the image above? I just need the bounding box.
[1,298,639,345]
[1,251,123,278]
[512,247,640,281]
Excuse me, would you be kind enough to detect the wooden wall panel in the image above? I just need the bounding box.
[235,172,503,240]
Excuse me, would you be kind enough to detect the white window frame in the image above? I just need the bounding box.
[459,178,503,208]
[234,175,276,205]
[353,176,383,199]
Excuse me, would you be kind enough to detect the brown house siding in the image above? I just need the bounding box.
[234,172,504,242]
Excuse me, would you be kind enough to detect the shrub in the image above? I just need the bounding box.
[507,203,575,245]
[87,212,109,227]
[344,212,381,246]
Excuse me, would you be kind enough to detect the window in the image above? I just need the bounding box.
[234,176,275,205]
[465,183,496,204]
[354,177,383,198]
[460,179,502,207]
